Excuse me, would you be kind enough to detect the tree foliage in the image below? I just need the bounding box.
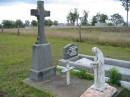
[120,0,130,10]
[66,8,79,25]
[45,19,53,26]
[24,20,30,27]
[0,24,2,28]
[31,20,38,26]
[53,20,58,25]
[110,13,124,26]
[2,20,24,28]
[91,13,108,25]
[80,10,88,25]
[15,19,24,28]
[99,14,108,23]
[119,0,130,26]
[91,16,98,26]
[31,19,58,27]
[2,20,15,28]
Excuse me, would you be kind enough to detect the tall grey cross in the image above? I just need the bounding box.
[31,0,50,44]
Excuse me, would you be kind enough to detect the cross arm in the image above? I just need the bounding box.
[31,9,39,17]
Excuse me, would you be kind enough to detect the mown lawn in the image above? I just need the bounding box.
[0,33,130,97]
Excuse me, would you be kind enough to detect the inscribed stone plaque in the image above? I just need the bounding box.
[63,44,78,59]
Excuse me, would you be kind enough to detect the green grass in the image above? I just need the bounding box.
[70,69,94,80]
[0,33,130,97]
[108,68,121,86]
[117,88,130,97]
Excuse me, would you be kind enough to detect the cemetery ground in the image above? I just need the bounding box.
[0,31,130,97]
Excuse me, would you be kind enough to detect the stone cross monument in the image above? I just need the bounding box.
[29,0,56,81]
[91,47,107,91]
[31,0,50,44]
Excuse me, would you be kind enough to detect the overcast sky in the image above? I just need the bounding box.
[0,0,129,23]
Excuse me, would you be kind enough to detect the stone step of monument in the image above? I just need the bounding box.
[105,64,130,82]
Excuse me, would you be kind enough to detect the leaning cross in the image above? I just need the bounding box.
[61,63,74,85]
[31,0,50,44]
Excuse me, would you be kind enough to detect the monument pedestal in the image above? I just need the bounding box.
[80,85,117,97]
[30,43,56,81]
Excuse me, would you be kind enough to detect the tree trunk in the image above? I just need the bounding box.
[1,26,3,32]
[127,10,129,27]
[17,26,20,36]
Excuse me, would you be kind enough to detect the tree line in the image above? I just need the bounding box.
[66,9,125,26]
[0,19,58,28]
[66,0,130,27]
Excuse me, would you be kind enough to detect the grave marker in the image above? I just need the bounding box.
[30,1,50,44]
[63,44,78,59]
[29,0,56,81]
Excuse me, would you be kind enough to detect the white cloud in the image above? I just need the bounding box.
[0,2,37,23]
[0,0,129,23]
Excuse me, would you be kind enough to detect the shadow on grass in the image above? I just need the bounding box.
[0,90,8,97]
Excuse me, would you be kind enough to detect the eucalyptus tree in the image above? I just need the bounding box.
[91,13,108,25]
[81,10,88,25]
[31,20,38,26]
[2,20,15,28]
[66,8,79,26]
[110,13,124,26]
[25,20,30,27]
[15,19,24,28]
[119,0,130,27]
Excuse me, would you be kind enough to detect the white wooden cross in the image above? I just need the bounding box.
[61,64,74,85]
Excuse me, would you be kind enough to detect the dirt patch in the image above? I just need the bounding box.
[0,90,8,97]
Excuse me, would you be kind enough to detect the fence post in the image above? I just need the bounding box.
[78,24,82,42]
[17,26,20,36]
[1,25,3,32]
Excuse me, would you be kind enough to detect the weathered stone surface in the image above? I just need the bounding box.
[31,0,50,44]
[29,0,56,81]
[30,43,56,81]
[63,44,78,59]
[91,47,106,91]
[32,44,52,70]
[80,85,117,97]
[24,76,93,97]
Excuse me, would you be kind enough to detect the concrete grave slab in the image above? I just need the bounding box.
[24,75,93,97]
[80,85,117,97]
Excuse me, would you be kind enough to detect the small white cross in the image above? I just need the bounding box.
[61,64,74,85]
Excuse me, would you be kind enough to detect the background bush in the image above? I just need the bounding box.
[108,68,121,86]
[71,69,94,80]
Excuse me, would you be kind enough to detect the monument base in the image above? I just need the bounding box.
[80,85,117,97]
[29,43,56,81]
[30,66,56,81]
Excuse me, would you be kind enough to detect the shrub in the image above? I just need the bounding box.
[71,69,94,80]
[108,68,121,86]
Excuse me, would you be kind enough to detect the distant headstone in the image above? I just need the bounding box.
[63,44,78,59]
[29,0,56,81]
